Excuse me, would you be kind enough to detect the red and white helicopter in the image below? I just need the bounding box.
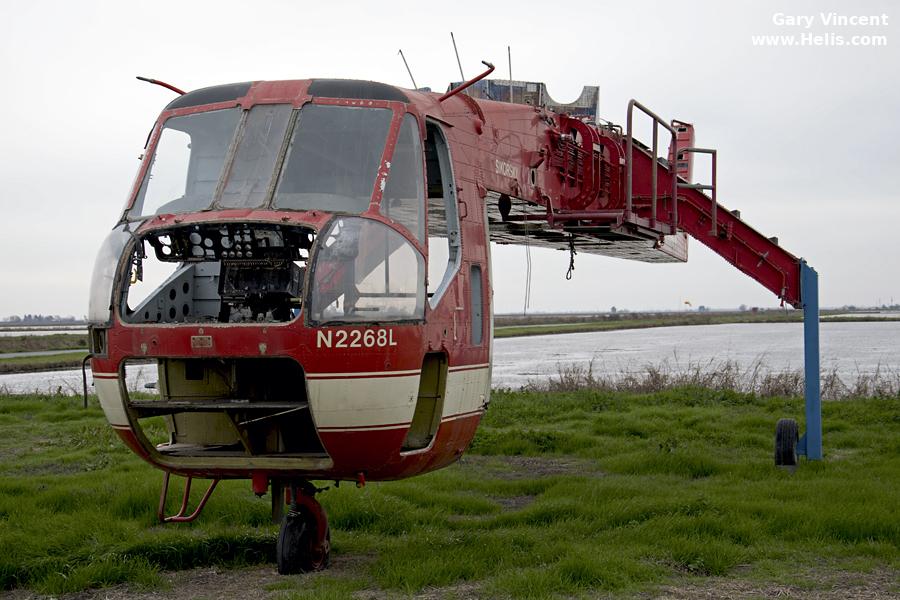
[87,62,813,573]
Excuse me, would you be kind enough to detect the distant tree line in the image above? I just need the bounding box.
[2,314,84,325]
[840,304,900,311]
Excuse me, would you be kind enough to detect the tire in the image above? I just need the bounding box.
[276,508,330,574]
[774,418,799,467]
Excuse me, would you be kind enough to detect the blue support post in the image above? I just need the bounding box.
[798,261,822,460]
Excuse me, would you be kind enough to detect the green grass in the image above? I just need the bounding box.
[0,333,88,354]
[0,390,897,597]
[0,351,89,374]
[0,332,89,375]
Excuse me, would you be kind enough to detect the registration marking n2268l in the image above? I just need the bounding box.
[317,328,397,349]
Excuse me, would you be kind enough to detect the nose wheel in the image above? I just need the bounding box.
[275,481,331,574]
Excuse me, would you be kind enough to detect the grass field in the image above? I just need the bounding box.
[0,334,89,375]
[0,351,89,375]
[0,334,87,354]
[0,388,897,598]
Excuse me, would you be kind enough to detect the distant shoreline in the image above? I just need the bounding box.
[493,310,899,338]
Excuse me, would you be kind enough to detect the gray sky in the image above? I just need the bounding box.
[0,0,896,317]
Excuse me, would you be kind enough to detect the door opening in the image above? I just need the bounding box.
[403,352,448,450]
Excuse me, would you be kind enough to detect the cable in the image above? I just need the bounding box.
[566,235,577,280]
[522,200,532,313]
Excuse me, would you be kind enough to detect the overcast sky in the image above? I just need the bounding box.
[0,0,896,318]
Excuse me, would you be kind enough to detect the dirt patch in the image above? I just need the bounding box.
[446,494,536,523]
[3,561,894,600]
[651,568,899,600]
[458,454,603,479]
[351,581,481,600]
[1,555,371,600]
[1,567,277,600]
[411,581,481,599]
[9,463,86,477]
[491,494,536,511]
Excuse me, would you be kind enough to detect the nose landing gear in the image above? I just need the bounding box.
[275,481,331,574]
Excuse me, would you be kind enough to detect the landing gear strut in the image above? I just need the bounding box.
[275,481,330,574]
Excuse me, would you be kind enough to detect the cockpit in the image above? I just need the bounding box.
[89,82,459,329]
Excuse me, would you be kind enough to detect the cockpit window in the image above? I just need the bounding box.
[273,105,392,213]
[380,113,425,242]
[131,108,240,217]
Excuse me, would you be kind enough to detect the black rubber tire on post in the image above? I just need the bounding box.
[276,508,330,574]
[774,418,799,467]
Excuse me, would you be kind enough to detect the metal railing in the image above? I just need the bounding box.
[625,100,679,225]
[677,147,717,234]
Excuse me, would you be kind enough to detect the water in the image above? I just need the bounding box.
[1,322,898,395]
[0,363,157,395]
[492,321,900,388]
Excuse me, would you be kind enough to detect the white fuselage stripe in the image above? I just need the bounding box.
[317,408,483,433]
[94,367,491,433]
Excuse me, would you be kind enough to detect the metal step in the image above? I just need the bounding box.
[129,399,309,417]
[156,442,328,459]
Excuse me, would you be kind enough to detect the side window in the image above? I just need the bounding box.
[470,264,483,345]
[425,123,460,307]
[139,127,190,214]
[381,114,425,242]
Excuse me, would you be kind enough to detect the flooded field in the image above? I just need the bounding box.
[0,363,155,395]
[0,321,897,395]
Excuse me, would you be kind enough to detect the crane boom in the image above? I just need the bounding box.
[443,88,803,307]
[434,79,820,459]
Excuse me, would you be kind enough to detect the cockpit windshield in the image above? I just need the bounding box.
[273,105,392,213]
[131,108,241,218]
[128,103,400,220]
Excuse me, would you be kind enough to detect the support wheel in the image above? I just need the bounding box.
[774,418,799,467]
[277,507,330,574]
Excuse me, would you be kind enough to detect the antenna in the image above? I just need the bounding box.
[398,49,418,89]
[439,61,494,102]
[136,76,185,96]
[450,32,465,82]
[507,45,513,103]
